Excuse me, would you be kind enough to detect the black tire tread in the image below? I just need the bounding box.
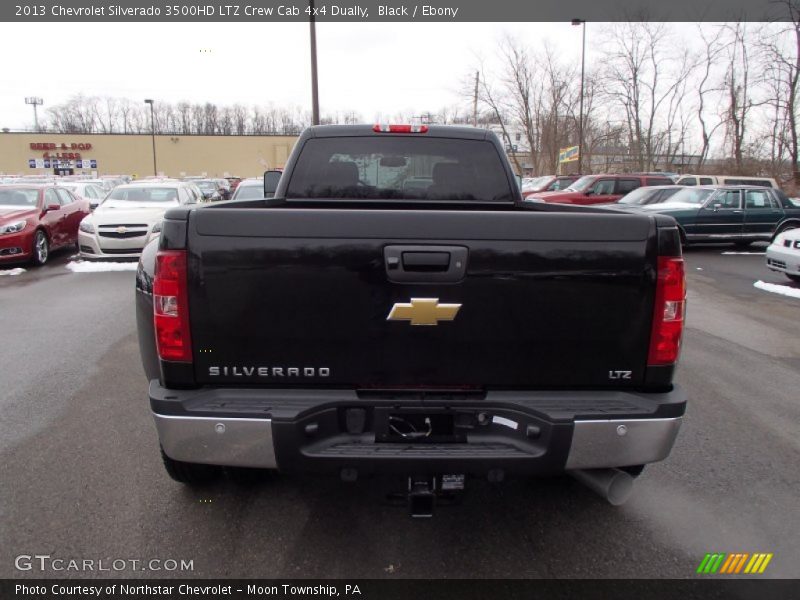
[160,447,221,485]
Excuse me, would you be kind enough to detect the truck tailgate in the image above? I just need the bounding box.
[187,208,656,388]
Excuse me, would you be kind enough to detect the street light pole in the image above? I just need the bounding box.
[309,0,320,125]
[572,19,586,174]
[25,97,44,131]
[144,99,157,176]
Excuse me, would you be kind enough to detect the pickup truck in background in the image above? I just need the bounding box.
[136,124,687,515]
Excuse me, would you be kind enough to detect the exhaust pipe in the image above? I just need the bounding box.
[569,468,635,506]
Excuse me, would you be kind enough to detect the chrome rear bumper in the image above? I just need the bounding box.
[153,412,682,472]
[153,414,277,468]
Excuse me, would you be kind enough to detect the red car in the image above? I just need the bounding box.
[0,184,91,266]
[524,174,675,205]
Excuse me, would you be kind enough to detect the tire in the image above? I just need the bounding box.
[787,274,800,284]
[160,447,221,485]
[226,466,274,486]
[31,230,49,266]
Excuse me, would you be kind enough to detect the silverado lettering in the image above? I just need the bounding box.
[208,366,330,377]
[136,124,687,514]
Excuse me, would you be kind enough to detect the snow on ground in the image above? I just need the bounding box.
[754,280,800,299]
[66,261,138,273]
[0,268,26,276]
[721,251,765,255]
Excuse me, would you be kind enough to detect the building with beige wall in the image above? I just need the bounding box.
[0,132,298,178]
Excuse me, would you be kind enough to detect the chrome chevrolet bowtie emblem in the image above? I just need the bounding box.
[116,226,127,234]
[387,298,461,326]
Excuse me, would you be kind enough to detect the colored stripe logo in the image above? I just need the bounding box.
[697,553,773,574]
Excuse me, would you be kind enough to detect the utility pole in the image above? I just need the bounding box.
[25,97,43,131]
[144,99,157,176]
[472,71,479,127]
[572,19,586,174]
[309,0,320,125]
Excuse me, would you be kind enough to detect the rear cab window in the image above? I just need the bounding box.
[286,137,514,202]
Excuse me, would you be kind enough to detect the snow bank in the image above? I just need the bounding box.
[66,261,138,273]
[0,268,26,276]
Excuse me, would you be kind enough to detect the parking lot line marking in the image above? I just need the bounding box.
[754,280,800,299]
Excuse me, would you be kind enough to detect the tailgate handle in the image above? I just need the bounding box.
[384,245,468,283]
[402,252,450,271]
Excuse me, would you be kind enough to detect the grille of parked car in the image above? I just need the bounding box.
[100,248,145,254]
[97,224,150,239]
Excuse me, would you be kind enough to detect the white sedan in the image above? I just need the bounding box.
[58,181,107,209]
[78,181,197,259]
[766,227,800,283]
[230,177,264,200]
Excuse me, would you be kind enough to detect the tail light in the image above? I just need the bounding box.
[373,124,429,133]
[153,249,192,362]
[648,256,686,366]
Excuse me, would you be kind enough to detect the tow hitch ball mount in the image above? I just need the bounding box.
[407,474,465,517]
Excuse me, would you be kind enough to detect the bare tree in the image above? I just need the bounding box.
[720,22,765,173]
[693,25,727,170]
[601,21,694,171]
[759,3,800,187]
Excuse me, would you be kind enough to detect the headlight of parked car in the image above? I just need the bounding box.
[0,220,27,234]
[79,219,95,234]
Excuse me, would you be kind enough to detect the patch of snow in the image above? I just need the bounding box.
[0,268,26,276]
[721,251,765,255]
[696,267,703,271]
[754,280,800,299]
[66,261,138,273]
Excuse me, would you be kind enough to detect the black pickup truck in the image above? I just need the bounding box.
[136,124,687,513]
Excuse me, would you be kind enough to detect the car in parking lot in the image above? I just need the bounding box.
[213,178,232,200]
[521,175,580,198]
[192,179,223,202]
[598,185,683,208]
[675,174,778,188]
[78,181,198,259]
[766,227,800,282]
[226,176,243,193]
[229,177,264,200]
[57,181,108,210]
[524,173,675,205]
[617,185,800,247]
[0,184,91,265]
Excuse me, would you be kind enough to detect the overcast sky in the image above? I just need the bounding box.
[0,21,592,128]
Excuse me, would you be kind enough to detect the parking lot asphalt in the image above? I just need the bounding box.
[0,244,798,579]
